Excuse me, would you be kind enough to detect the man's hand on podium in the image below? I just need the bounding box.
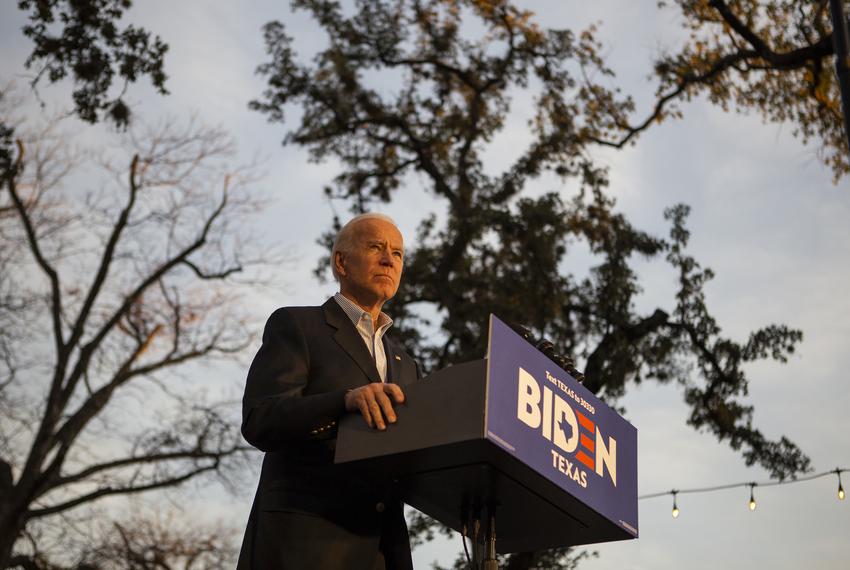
[344,383,406,430]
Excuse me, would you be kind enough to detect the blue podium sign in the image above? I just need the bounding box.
[485,315,639,538]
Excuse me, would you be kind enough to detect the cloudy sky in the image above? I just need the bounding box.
[1,1,848,568]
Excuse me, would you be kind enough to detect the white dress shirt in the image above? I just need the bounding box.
[333,293,393,382]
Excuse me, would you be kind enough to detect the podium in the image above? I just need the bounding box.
[335,316,638,554]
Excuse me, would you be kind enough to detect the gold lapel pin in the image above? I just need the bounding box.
[394,355,401,361]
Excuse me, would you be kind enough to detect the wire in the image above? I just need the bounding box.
[473,518,481,566]
[640,467,849,500]
[461,524,472,569]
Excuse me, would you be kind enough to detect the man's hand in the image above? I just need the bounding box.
[344,383,405,430]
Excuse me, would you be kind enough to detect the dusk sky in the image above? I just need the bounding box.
[1,1,848,568]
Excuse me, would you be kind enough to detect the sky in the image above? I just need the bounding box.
[1,1,848,569]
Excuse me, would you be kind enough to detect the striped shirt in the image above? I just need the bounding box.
[333,293,393,382]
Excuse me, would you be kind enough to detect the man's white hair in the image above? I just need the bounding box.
[331,213,400,281]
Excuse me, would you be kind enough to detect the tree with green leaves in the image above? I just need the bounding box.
[251,0,818,567]
[605,0,850,180]
[18,0,169,127]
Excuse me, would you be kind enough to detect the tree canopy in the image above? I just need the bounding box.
[254,0,809,476]
[609,0,849,179]
[18,0,169,127]
[251,0,822,566]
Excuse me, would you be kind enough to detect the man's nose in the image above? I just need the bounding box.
[379,249,394,265]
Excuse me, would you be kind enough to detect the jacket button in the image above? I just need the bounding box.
[375,502,385,513]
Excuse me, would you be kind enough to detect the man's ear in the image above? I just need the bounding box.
[334,251,346,277]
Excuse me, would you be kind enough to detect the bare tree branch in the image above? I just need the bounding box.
[6,140,65,363]
[51,444,250,492]
[27,461,222,520]
[1,104,279,567]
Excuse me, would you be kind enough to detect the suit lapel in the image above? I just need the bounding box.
[322,299,381,383]
[383,337,400,384]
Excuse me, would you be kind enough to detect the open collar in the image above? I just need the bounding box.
[322,298,381,383]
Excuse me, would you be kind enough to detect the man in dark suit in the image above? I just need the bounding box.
[237,214,419,570]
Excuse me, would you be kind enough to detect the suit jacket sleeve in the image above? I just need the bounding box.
[241,308,348,452]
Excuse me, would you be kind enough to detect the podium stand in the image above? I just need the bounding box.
[335,315,638,554]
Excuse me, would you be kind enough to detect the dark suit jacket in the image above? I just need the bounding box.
[237,299,420,570]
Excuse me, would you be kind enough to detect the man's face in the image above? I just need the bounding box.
[336,218,404,308]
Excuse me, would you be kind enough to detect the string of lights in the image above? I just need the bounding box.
[639,467,847,518]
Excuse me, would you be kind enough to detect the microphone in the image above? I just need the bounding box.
[505,320,586,383]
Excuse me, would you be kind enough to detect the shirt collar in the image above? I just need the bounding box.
[333,292,393,331]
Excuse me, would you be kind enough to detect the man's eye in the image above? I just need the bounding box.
[393,252,403,258]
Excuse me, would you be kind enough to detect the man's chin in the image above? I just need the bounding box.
[375,286,398,302]
[372,278,396,291]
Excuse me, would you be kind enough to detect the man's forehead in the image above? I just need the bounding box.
[354,219,403,245]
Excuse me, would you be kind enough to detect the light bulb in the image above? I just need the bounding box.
[671,492,679,518]
[839,485,845,501]
[748,484,756,511]
[672,506,680,518]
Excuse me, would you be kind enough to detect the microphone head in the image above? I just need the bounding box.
[506,321,534,342]
[501,320,587,384]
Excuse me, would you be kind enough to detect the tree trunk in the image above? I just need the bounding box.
[0,499,26,569]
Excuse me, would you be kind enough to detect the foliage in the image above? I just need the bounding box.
[18,0,169,127]
[254,0,809,478]
[604,0,848,180]
[252,1,815,566]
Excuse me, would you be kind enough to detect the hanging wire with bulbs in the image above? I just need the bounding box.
[640,467,847,518]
